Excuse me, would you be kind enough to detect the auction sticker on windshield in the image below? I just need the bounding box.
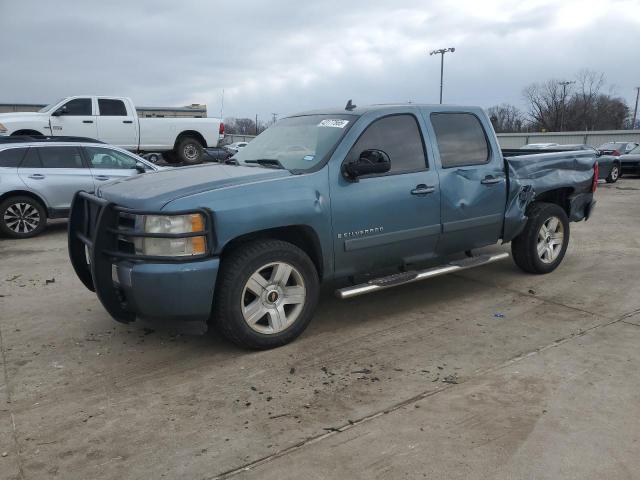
[318,119,349,128]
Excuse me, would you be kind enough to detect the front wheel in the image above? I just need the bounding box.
[511,202,570,274]
[211,240,320,349]
[606,163,620,183]
[0,196,47,238]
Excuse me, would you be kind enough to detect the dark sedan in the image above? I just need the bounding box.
[619,145,640,176]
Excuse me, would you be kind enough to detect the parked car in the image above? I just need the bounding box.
[597,141,639,156]
[618,144,640,175]
[203,146,233,162]
[69,104,597,349]
[0,96,224,165]
[551,145,620,183]
[519,143,559,150]
[0,136,161,238]
[225,141,249,154]
[550,144,597,152]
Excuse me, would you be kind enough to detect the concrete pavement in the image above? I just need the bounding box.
[0,179,639,479]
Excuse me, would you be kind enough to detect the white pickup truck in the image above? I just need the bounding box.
[0,96,224,164]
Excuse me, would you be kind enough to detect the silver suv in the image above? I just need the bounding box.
[0,137,161,238]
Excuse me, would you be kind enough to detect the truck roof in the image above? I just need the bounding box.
[289,103,484,117]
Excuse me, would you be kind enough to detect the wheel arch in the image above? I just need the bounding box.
[174,130,207,150]
[220,225,325,279]
[531,187,573,217]
[11,129,44,137]
[0,190,50,214]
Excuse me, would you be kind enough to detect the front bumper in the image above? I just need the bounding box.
[68,191,218,323]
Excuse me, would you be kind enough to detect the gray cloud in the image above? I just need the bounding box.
[1,0,639,121]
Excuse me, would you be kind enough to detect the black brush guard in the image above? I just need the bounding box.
[68,191,214,323]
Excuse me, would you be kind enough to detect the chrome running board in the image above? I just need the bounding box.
[335,252,509,299]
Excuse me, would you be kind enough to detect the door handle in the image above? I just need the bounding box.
[95,175,110,181]
[28,174,45,180]
[411,184,436,195]
[123,120,133,124]
[481,176,503,185]
[83,120,94,124]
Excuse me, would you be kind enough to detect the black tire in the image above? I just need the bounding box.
[606,163,620,183]
[511,202,570,274]
[176,136,204,165]
[0,195,47,238]
[211,239,320,349]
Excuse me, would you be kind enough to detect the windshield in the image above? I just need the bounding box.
[629,145,640,155]
[234,114,356,172]
[38,98,66,113]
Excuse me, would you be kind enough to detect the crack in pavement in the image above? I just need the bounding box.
[212,298,638,479]
[0,316,25,480]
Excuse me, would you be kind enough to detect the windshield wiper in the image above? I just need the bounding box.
[244,159,286,170]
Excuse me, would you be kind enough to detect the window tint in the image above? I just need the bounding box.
[346,114,427,174]
[61,98,92,116]
[98,99,127,116]
[431,113,490,168]
[38,147,84,168]
[20,148,42,168]
[85,146,139,169]
[0,148,27,167]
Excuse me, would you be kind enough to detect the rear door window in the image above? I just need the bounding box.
[37,147,85,168]
[98,99,128,116]
[20,148,42,168]
[0,148,28,167]
[431,113,490,168]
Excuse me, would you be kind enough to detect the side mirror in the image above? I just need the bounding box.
[343,149,391,181]
[134,162,146,173]
[52,106,67,117]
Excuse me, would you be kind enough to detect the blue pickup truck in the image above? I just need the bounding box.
[69,104,597,349]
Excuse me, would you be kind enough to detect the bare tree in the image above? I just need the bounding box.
[487,103,525,132]
[522,79,565,131]
[224,117,268,135]
[523,71,629,131]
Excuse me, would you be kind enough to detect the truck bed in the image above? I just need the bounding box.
[502,149,597,241]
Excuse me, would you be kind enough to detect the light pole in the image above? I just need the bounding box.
[429,47,455,104]
[559,80,575,132]
[632,87,639,130]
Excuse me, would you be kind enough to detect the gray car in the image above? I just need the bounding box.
[0,138,160,238]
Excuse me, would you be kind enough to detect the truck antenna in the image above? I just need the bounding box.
[345,99,357,111]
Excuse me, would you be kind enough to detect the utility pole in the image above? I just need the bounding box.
[633,87,640,130]
[559,80,575,132]
[429,47,455,104]
[255,114,258,135]
[271,113,278,124]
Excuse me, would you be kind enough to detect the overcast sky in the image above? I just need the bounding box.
[1,0,639,121]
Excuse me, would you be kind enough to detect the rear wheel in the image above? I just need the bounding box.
[0,196,47,238]
[511,202,569,274]
[211,239,319,349]
[606,163,620,183]
[176,136,204,165]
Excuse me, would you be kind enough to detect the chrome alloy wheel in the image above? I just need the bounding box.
[183,143,199,161]
[537,216,564,264]
[241,262,306,334]
[610,165,619,181]
[3,202,41,234]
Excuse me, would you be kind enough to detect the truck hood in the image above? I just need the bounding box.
[0,111,48,122]
[96,164,291,210]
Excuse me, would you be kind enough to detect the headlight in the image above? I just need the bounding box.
[133,213,207,257]
[0,123,7,134]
